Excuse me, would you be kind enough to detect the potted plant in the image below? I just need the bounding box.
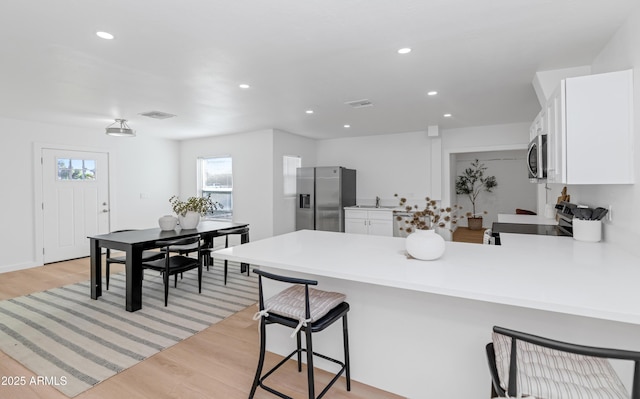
[169,195,221,229]
[455,159,497,231]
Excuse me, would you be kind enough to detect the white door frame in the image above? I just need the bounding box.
[33,142,113,266]
[442,144,527,209]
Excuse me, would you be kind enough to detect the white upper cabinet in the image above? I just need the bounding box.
[544,69,634,184]
[530,110,545,141]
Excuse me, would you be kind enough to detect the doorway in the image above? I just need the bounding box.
[40,148,110,263]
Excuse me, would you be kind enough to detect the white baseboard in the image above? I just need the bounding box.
[0,261,42,274]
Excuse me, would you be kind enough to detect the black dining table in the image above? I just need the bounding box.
[89,220,249,312]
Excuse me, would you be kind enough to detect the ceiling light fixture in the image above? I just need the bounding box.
[397,47,412,54]
[344,124,351,128]
[239,84,250,89]
[443,113,452,118]
[105,119,136,137]
[427,91,438,96]
[305,110,314,114]
[96,31,114,40]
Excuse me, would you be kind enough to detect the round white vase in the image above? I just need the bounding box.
[405,229,446,260]
[158,215,178,231]
[179,211,201,230]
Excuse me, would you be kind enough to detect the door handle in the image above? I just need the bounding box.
[102,209,109,213]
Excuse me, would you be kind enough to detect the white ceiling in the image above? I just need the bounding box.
[0,0,636,140]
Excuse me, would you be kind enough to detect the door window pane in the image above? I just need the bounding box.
[57,158,97,180]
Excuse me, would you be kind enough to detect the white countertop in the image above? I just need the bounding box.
[214,229,640,325]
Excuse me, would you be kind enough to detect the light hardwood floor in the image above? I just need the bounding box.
[452,227,486,244]
[0,258,404,399]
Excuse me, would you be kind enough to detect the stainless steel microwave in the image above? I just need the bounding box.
[527,134,547,182]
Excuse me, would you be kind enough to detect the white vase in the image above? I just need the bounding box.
[406,229,446,260]
[158,215,178,231]
[179,211,201,230]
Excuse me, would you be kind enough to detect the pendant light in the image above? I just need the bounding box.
[105,119,136,137]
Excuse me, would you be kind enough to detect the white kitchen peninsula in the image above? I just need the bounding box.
[213,230,640,398]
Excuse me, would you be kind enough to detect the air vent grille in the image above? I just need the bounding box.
[344,99,373,108]
[139,111,176,119]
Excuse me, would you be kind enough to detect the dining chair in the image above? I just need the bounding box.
[105,229,164,290]
[249,268,350,399]
[205,226,250,284]
[487,325,640,399]
[141,235,203,306]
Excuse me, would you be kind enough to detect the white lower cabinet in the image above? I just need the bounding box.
[344,209,393,236]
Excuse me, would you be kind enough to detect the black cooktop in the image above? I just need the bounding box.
[491,222,572,245]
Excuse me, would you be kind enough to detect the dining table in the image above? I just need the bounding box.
[89,220,249,312]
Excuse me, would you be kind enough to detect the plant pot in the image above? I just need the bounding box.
[467,217,483,231]
[405,229,446,260]
[179,211,200,230]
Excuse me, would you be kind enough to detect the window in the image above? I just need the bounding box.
[57,158,96,180]
[283,155,301,197]
[199,156,232,220]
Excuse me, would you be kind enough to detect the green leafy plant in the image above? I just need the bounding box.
[169,195,221,217]
[394,194,463,233]
[454,159,497,218]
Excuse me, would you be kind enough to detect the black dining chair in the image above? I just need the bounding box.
[105,229,164,290]
[487,325,640,399]
[141,235,203,306]
[204,226,250,284]
[249,268,350,399]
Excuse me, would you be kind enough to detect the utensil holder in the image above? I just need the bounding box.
[573,219,602,242]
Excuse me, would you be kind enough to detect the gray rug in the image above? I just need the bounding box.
[0,261,257,397]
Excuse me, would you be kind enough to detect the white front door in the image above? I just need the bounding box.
[42,149,110,263]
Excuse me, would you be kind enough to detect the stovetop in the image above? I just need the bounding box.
[491,222,571,237]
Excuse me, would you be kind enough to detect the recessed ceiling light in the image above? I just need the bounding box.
[305,110,314,114]
[427,91,438,96]
[397,48,412,54]
[96,31,114,40]
[239,84,250,89]
[343,124,351,128]
[443,113,452,118]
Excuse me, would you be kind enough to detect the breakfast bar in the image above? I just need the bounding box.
[213,229,640,398]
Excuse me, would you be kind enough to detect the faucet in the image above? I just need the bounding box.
[375,196,380,208]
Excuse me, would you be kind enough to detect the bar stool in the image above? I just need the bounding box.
[250,269,350,399]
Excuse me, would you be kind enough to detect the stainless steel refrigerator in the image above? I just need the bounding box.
[296,166,356,232]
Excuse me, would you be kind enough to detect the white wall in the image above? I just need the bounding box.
[272,129,317,236]
[178,129,275,242]
[454,150,536,228]
[441,122,531,210]
[316,131,433,207]
[558,5,640,255]
[0,116,179,273]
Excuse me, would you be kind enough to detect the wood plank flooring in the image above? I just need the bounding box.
[0,258,404,399]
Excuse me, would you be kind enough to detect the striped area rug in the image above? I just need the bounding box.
[0,260,258,397]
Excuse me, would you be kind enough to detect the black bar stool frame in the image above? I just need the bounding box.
[249,269,351,399]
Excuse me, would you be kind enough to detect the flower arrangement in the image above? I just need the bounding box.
[169,195,221,217]
[394,194,463,234]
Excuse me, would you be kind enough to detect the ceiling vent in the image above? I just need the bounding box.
[344,99,373,108]
[139,110,176,119]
